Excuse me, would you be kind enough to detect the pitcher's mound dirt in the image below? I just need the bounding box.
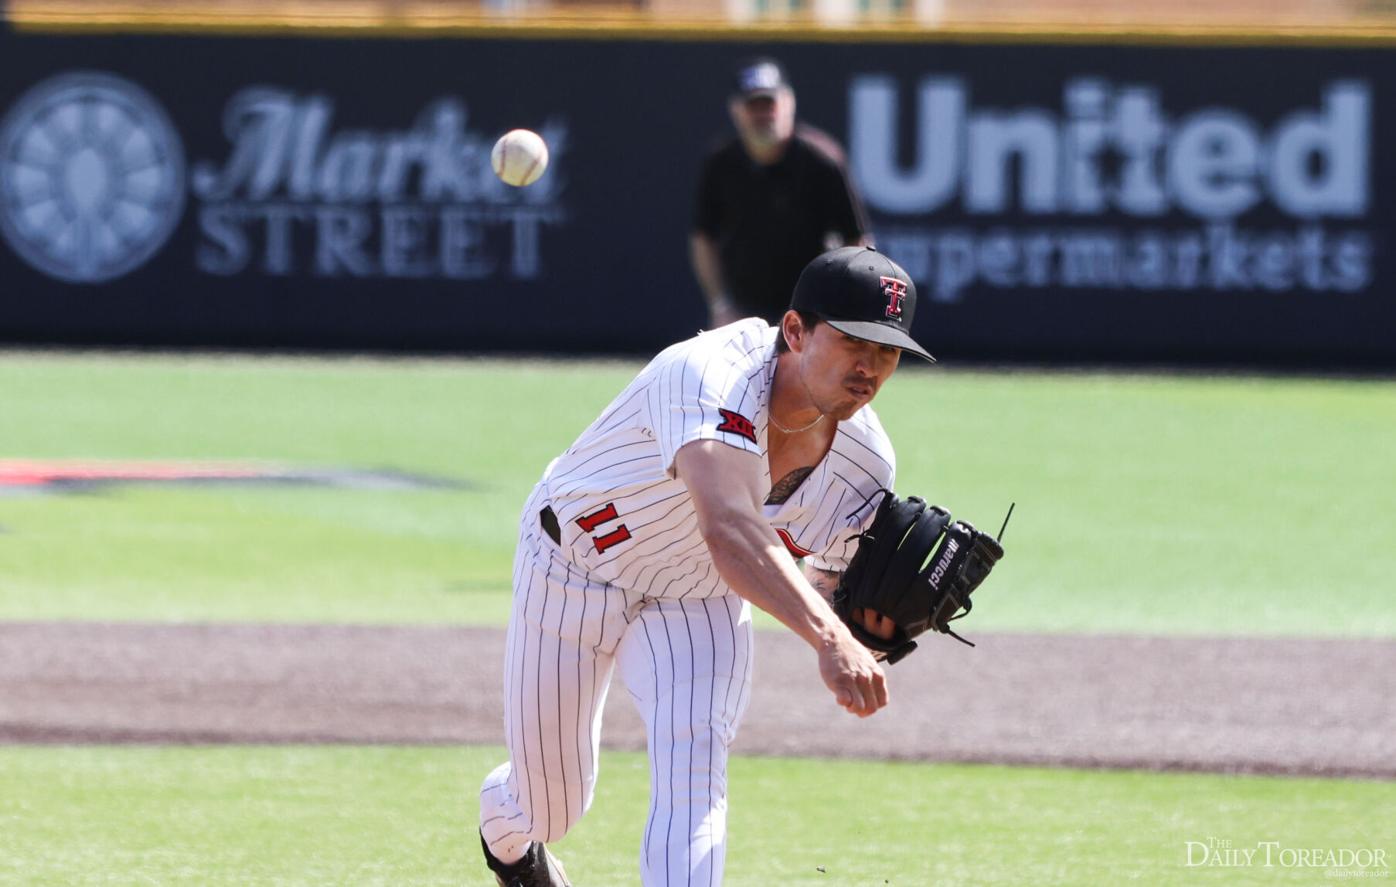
[1,622,1390,778]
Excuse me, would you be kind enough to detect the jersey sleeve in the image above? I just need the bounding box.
[804,491,885,574]
[652,327,767,476]
[805,496,886,573]
[804,535,859,574]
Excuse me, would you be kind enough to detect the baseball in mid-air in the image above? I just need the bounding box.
[491,129,549,187]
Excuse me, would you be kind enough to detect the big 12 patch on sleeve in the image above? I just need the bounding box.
[716,408,757,443]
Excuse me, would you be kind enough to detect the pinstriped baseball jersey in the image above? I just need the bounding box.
[543,319,896,595]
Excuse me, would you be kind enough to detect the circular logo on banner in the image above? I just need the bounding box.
[0,72,186,284]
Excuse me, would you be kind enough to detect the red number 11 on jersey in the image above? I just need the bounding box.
[575,503,633,554]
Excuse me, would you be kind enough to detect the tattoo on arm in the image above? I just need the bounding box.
[804,565,841,605]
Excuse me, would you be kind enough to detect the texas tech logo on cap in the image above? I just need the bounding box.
[881,276,908,320]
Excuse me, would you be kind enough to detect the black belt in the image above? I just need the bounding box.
[539,505,561,545]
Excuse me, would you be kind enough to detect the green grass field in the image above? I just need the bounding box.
[1,745,1390,886]
[2,351,1392,886]
[2,351,1394,635]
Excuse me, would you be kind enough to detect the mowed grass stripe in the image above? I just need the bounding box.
[2,352,1393,635]
[0,745,1389,886]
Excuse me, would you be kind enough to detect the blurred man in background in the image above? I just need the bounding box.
[690,57,872,328]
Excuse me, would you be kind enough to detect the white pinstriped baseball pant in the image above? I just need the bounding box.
[480,482,755,886]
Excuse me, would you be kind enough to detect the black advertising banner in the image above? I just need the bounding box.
[0,26,1392,366]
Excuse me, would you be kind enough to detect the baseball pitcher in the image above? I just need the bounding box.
[478,246,1004,886]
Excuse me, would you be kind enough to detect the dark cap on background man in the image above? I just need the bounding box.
[790,246,935,362]
[732,58,792,100]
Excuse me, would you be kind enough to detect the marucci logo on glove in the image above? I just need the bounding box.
[927,537,960,588]
[832,495,1013,660]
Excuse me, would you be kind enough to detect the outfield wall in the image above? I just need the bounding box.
[1,24,1393,366]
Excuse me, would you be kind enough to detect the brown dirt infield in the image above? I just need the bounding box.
[1,622,1391,778]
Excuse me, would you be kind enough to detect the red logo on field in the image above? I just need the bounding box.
[0,460,458,495]
[882,277,908,320]
[716,409,758,443]
[0,460,268,489]
[775,528,813,559]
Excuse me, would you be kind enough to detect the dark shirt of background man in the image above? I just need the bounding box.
[694,126,869,325]
[690,58,871,328]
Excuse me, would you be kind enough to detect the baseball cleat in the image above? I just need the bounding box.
[480,831,572,887]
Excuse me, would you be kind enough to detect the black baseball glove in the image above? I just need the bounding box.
[832,493,1005,664]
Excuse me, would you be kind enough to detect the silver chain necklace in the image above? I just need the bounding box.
[769,410,825,435]
[768,365,826,435]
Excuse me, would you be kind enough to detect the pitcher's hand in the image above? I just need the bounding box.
[817,629,889,717]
